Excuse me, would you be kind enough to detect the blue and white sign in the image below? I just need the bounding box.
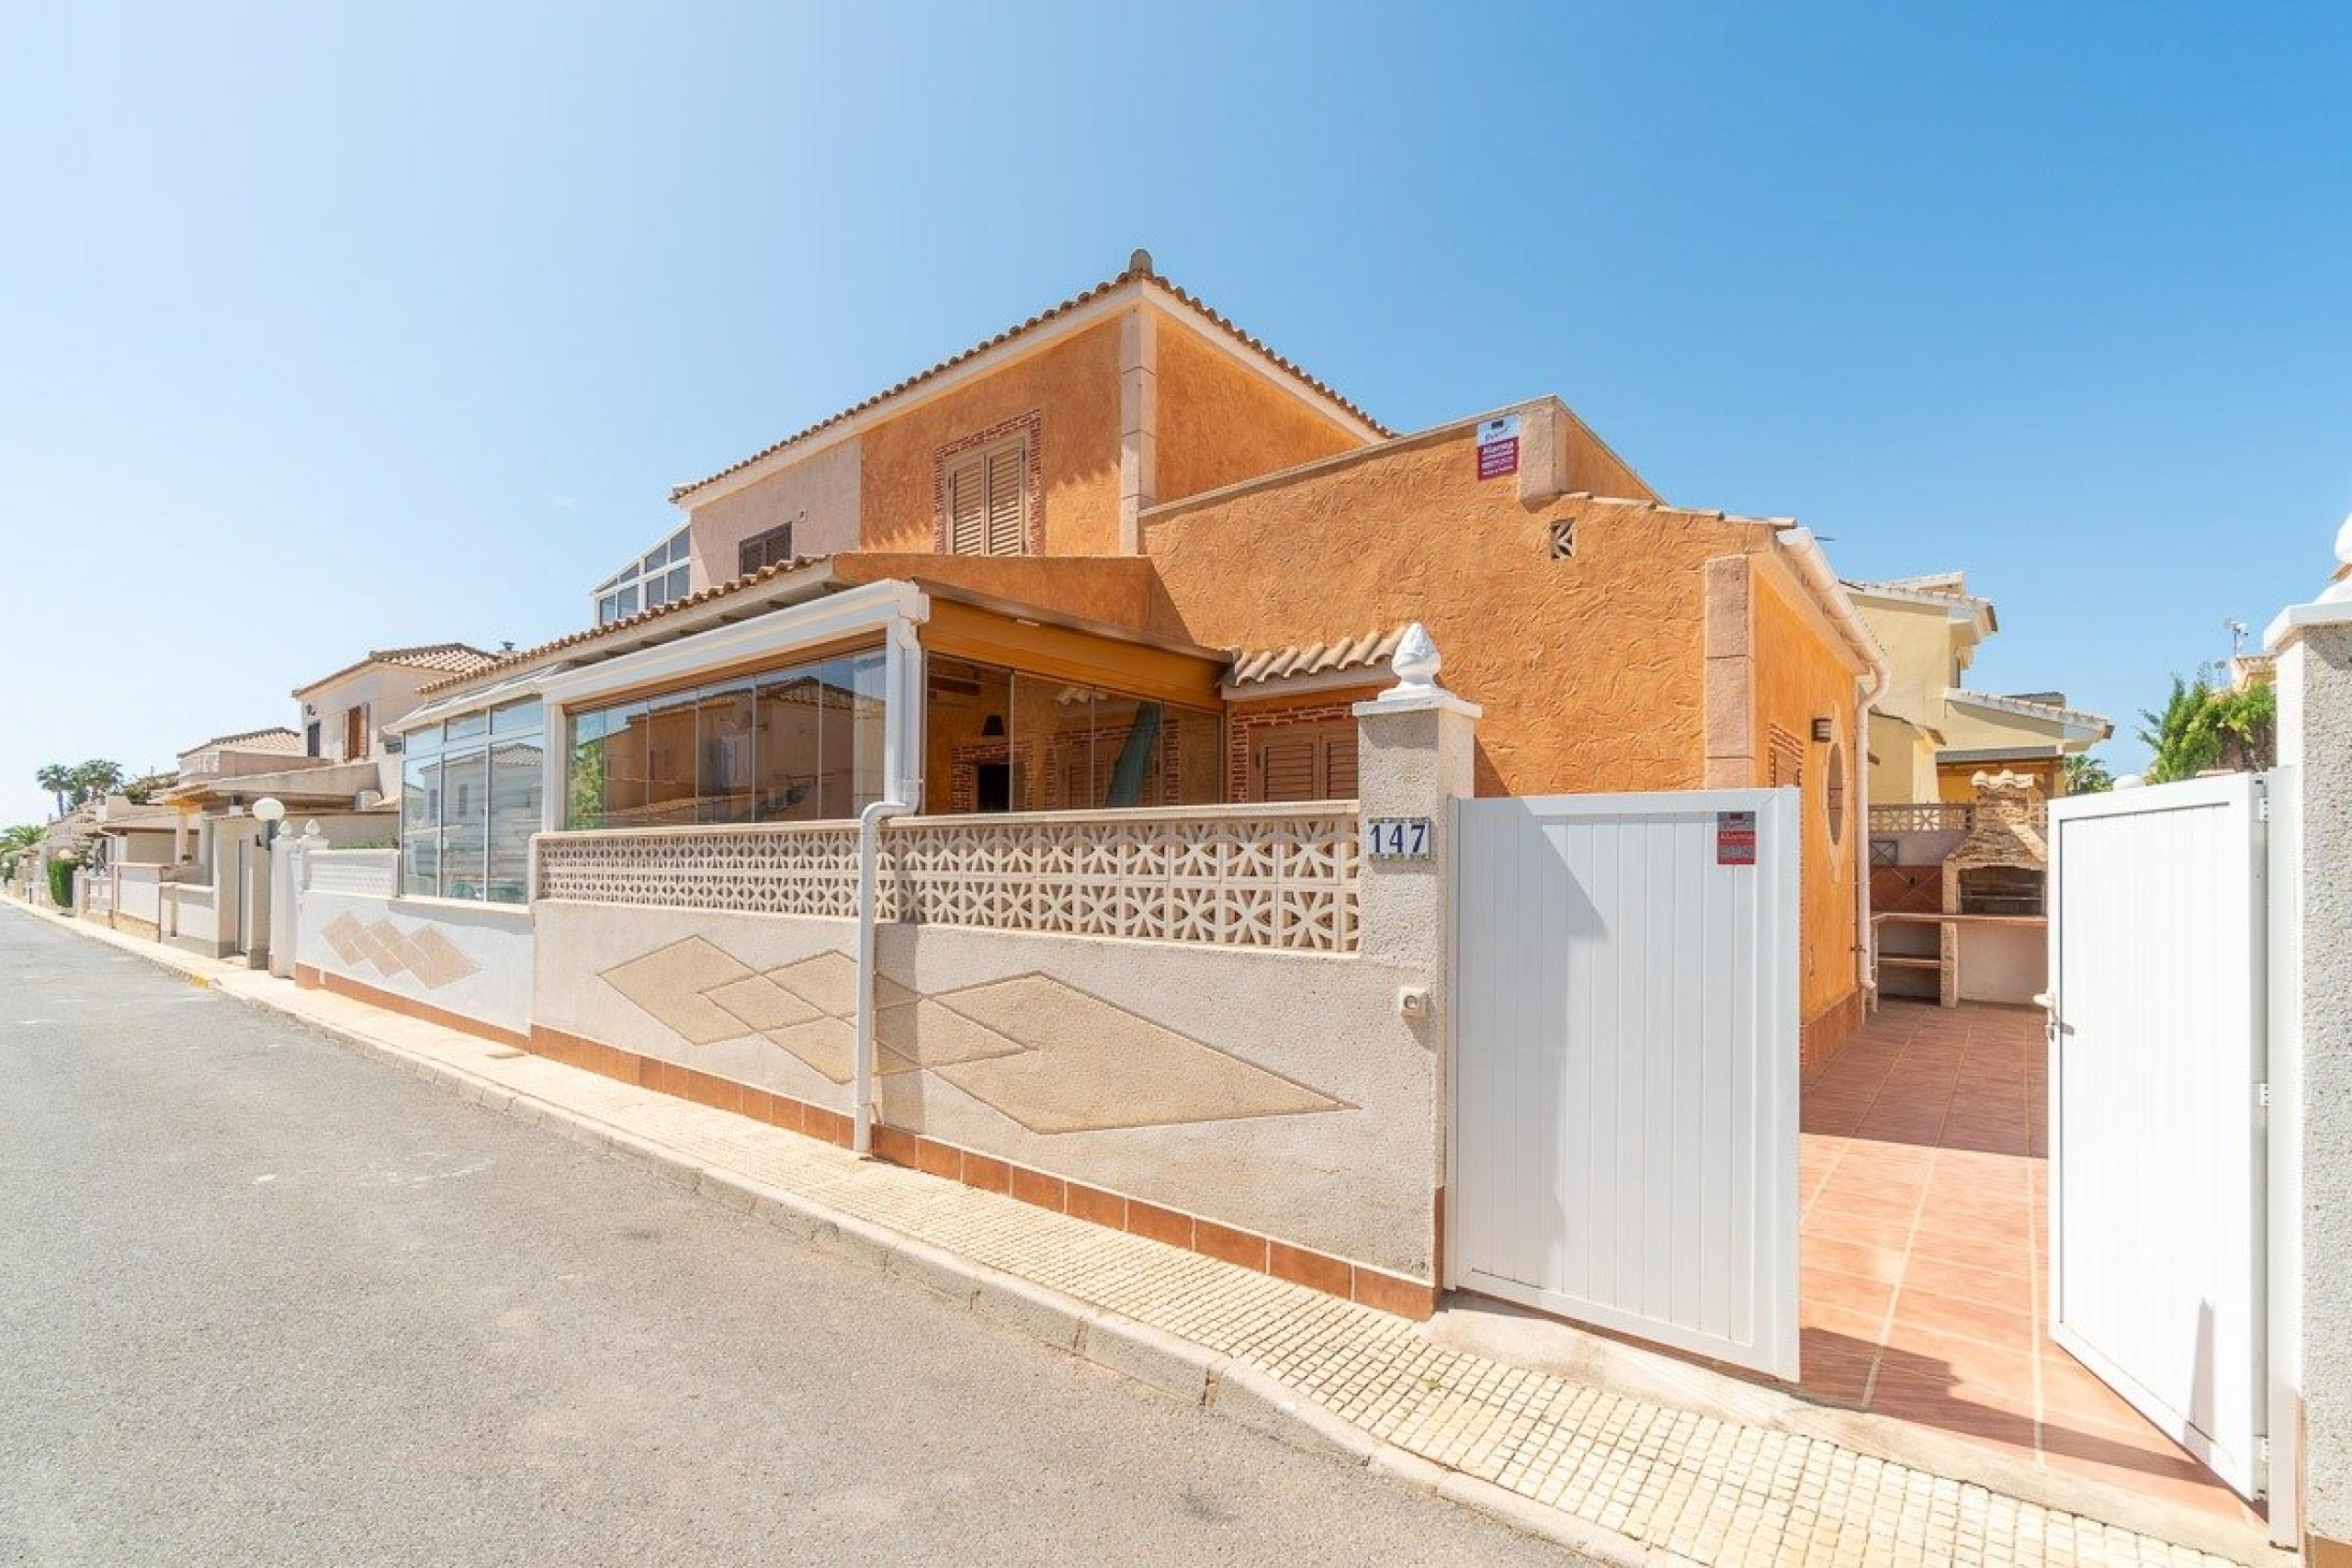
[1364,816,1433,860]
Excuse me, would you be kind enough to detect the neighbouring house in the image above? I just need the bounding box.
[1846,572,2112,804]
[284,251,1883,1335]
[127,647,495,958]
[1849,573,2110,1010]
[290,643,499,789]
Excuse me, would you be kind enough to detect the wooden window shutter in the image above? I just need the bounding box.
[985,441,1025,556]
[946,455,988,556]
[1324,731,1359,797]
[1255,736,1320,802]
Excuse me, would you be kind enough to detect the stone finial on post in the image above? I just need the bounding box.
[1352,623,1480,977]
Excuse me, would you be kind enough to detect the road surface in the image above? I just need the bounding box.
[0,909,1568,1566]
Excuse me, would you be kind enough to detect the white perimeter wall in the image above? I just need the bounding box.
[531,899,1438,1280]
[298,887,535,1038]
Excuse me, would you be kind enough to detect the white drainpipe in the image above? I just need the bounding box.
[854,615,925,1157]
[1776,527,1892,999]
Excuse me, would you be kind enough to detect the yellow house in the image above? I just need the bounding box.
[1846,572,2111,803]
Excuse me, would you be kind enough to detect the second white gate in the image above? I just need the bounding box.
[1450,789,1801,1379]
[2047,773,2269,1500]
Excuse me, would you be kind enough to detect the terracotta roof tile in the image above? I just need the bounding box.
[670,258,1390,502]
[182,726,304,756]
[1227,626,1405,688]
[292,642,498,698]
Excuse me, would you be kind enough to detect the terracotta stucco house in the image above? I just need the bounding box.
[411,253,1883,1056]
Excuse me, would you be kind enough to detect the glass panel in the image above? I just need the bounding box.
[447,710,488,742]
[407,721,443,750]
[1162,705,1226,806]
[566,708,607,829]
[401,753,441,897]
[668,526,690,561]
[1093,694,1159,808]
[1010,674,1097,812]
[616,584,639,617]
[641,543,667,573]
[664,565,690,602]
[814,650,888,818]
[643,688,698,825]
[928,657,1013,813]
[695,680,757,824]
[440,747,488,900]
[755,665,824,821]
[602,702,650,828]
[491,698,543,736]
[488,736,543,905]
[849,649,887,814]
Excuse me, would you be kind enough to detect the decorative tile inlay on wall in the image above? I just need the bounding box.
[597,936,1350,1133]
[320,912,481,990]
[537,807,1361,953]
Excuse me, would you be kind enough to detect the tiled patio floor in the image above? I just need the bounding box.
[1800,1001,2258,1525]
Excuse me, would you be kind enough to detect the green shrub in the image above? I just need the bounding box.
[46,856,76,908]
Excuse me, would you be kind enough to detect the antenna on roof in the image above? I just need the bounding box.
[1128,247,1153,276]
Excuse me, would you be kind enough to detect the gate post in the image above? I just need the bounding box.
[2266,535,2352,1554]
[1353,625,1479,1287]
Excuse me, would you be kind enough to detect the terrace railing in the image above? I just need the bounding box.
[533,803,1362,953]
[1868,801,2048,836]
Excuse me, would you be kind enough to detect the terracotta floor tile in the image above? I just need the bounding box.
[1801,1236,1906,1287]
[1899,1254,2035,1313]
[1800,1209,1914,1254]
[1796,1001,2247,1517]
[1807,1184,1924,1227]
[1804,1266,1897,1321]
[1800,1298,1892,1348]
[1891,1284,2037,1352]
[1906,1228,2034,1278]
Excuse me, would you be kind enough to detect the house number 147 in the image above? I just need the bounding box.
[1364,817,1432,860]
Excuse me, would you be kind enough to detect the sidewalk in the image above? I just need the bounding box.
[11,899,2259,1568]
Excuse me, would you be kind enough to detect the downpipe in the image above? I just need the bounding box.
[854,792,915,1157]
[1776,526,1892,1002]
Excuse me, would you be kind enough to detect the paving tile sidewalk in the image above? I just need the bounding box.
[12,901,2256,1568]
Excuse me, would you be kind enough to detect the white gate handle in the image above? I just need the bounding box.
[2031,992,2053,1010]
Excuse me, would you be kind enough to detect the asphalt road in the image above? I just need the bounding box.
[0,909,1569,1567]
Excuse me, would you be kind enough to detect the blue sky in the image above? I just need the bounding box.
[4,2,2346,822]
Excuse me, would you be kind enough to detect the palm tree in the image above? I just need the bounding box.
[33,764,74,818]
[2137,675,2277,783]
[0,823,43,879]
[2138,675,2215,784]
[2061,752,2113,795]
[68,760,125,807]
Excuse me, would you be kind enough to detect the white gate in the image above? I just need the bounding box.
[2046,774,2267,1499]
[1450,789,1801,1379]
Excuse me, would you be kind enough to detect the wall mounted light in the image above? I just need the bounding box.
[1811,716,1835,743]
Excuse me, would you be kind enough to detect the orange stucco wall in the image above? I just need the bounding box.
[1749,565,1864,1039]
[1153,315,1366,504]
[1562,409,1661,502]
[831,551,1187,643]
[857,320,1125,557]
[1141,427,1775,797]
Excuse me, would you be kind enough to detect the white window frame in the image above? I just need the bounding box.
[593,525,693,626]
